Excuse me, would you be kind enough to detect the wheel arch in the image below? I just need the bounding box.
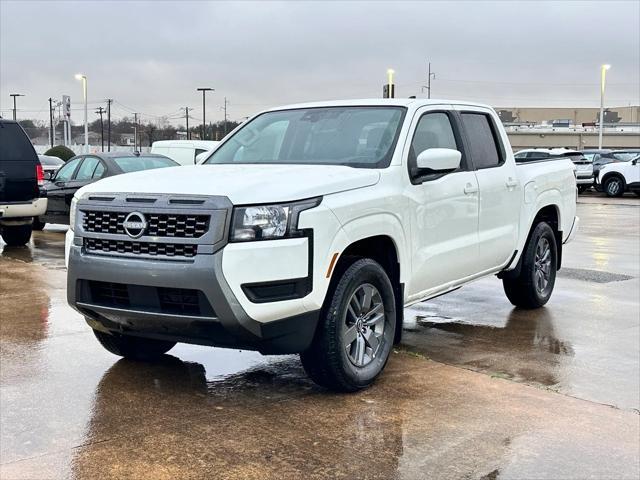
[601,171,627,190]
[330,234,404,344]
[501,203,562,279]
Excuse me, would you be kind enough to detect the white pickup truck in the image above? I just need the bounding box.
[66,99,578,391]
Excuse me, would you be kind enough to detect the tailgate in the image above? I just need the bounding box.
[0,122,40,203]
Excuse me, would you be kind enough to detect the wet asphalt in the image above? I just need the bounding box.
[0,195,639,480]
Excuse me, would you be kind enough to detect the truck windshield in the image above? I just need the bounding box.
[204,106,406,168]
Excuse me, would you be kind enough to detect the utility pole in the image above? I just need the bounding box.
[9,93,24,121]
[184,107,190,140]
[133,113,139,152]
[196,87,214,140]
[95,107,105,152]
[106,99,112,152]
[421,62,436,99]
[48,97,54,147]
[221,97,229,136]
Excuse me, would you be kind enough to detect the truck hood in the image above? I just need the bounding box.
[77,164,380,204]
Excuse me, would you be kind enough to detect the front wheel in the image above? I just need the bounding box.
[93,329,176,360]
[604,176,624,197]
[300,258,396,392]
[0,224,33,246]
[503,221,557,309]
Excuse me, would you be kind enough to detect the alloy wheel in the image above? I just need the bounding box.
[343,283,385,367]
[534,237,552,296]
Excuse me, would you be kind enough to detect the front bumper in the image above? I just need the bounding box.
[576,176,593,185]
[67,245,319,354]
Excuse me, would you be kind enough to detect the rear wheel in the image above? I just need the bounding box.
[32,217,46,231]
[503,222,557,309]
[0,224,33,246]
[93,329,176,360]
[300,258,396,392]
[604,176,625,197]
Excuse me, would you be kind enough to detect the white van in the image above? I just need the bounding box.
[150,140,219,166]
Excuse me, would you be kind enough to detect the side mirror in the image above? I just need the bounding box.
[416,148,462,172]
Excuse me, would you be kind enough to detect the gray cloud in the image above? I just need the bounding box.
[1,0,638,125]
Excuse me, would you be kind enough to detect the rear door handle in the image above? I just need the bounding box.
[464,183,478,195]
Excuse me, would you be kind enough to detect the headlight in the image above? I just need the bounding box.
[69,196,78,232]
[230,198,321,242]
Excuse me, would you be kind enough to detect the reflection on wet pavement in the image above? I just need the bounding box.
[1,203,639,479]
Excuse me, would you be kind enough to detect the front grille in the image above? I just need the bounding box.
[82,210,210,238]
[84,280,215,317]
[84,238,197,258]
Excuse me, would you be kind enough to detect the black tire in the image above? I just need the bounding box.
[300,258,396,392]
[503,221,557,309]
[577,185,589,194]
[0,224,33,247]
[32,217,46,231]
[634,191,640,197]
[93,329,176,360]
[604,176,625,197]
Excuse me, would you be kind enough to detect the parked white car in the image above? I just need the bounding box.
[66,99,578,391]
[150,140,219,165]
[597,155,640,197]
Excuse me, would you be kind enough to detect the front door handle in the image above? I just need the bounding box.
[506,177,519,189]
[464,183,478,195]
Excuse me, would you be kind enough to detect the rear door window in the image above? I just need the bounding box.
[75,156,100,180]
[460,113,504,169]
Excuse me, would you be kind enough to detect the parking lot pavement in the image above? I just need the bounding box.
[1,198,639,480]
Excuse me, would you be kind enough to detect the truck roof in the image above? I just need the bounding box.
[267,98,494,112]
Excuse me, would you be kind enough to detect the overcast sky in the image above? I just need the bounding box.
[1,0,638,125]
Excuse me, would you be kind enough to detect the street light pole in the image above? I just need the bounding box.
[75,74,88,153]
[196,87,214,140]
[9,93,24,121]
[598,64,611,150]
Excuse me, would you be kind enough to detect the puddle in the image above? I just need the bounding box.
[557,267,633,283]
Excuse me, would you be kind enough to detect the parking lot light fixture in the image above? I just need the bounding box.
[598,64,611,150]
[75,74,88,152]
[387,69,395,86]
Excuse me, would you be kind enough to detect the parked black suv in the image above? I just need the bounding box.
[0,119,45,246]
